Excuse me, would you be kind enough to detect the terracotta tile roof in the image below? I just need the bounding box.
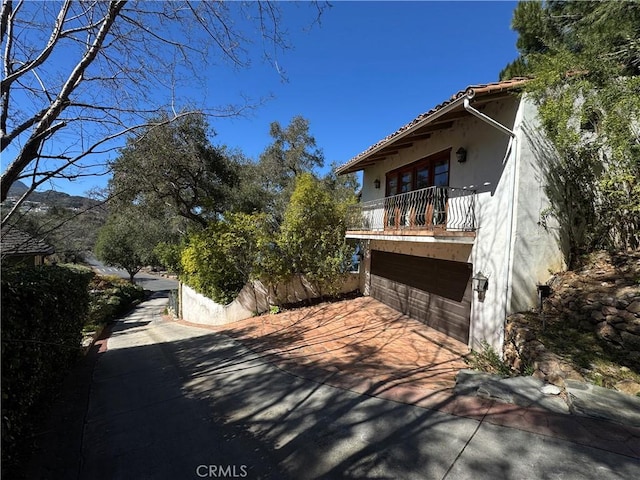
[336,77,531,174]
[1,226,55,257]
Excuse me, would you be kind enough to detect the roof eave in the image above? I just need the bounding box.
[336,78,530,175]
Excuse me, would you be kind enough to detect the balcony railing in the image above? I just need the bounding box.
[346,186,476,233]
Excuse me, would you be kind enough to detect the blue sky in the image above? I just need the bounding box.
[12,1,520,197]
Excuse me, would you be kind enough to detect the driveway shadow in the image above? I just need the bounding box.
[26,297,640,479]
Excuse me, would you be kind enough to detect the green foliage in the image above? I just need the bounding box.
[181,212,274,304]
[154,241,185,274]
[109,112,238,227]
[180,173,356,303]
[504,1,640,264]
[86,275,145,330]
[278,173,353,296]
[235,116,325,222]
[1,265,92,474]
[95,208,161,282]
[467,341,513,377]
[174,115,358,304]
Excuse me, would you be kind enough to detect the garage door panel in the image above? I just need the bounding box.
[370,250,471,344]
[370,250,470,302]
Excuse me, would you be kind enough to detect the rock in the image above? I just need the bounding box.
[547,373,566,387]
[616,299,630,309]
[596,322,621,342]
[625,321,640,335]
[615,380,640,396]
[511,357,522,371]
[621,331,640,350]
[454,369,497,396]
[514,327,535,344]
[590,310,605,323]
[602,305,619,316]
[601,297,616,307]
[578,320,593,331]
[605,315,625,324]
[542,384,562,395]
[532,370,546,381]
[628,300,640,314]
[566,379,640,427]
[534,353,562,375]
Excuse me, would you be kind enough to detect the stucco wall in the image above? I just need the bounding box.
[180,274,360,326]
[510,98,565,313]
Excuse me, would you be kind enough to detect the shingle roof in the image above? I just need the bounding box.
[336,77,531,174]
[1,226,55,257]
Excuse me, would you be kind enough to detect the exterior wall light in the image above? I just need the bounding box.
[456,147,467,163]
[472,271,489,301]
[374,178,381,189]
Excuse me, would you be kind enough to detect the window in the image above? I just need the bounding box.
[383,149,451,229]
[385,149,450,197]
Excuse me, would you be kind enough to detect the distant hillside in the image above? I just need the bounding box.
[3,181,108,262]
[6,181,100,210]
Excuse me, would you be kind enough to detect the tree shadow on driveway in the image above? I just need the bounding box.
[27,296,640,480]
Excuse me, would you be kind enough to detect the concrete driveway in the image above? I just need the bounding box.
[183,296,470,395]
[29,293,640,479]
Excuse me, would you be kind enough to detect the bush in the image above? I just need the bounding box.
[86,275,145,330]
[467,341,514,377]
[179,175,355,304]
[180,212,271,304]
[1,265,93,476]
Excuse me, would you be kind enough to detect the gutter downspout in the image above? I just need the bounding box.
[463,91,518,353]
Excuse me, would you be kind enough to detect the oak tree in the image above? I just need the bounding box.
[1,0,327,225]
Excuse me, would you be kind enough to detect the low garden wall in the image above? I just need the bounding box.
[180,273,360,326]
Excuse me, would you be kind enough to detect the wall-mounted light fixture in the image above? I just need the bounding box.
[472,271,489,301]
[374,178,381,189]
[456,147,467,163]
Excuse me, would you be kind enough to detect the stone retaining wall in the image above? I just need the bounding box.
[504,314,585,386]
[503,252,640,391]
[548,288,640,363]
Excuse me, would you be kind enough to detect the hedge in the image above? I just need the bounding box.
[1,265,93,476]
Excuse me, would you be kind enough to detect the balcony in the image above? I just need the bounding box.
[345,186,476,239]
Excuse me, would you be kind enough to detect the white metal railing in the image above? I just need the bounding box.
[346,186,476,232]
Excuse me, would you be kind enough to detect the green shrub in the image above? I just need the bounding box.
[180,212,272,304]
[1,265,93,476]
[467,341,513,377]
[86,275,145,329]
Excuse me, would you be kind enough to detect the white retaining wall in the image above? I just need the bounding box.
[180,274,360,326]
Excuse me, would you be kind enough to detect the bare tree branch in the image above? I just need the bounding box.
[1,1,328,207]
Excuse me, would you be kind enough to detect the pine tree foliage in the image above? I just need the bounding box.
[503,1,640,265]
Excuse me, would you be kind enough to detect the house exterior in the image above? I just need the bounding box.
[336,78,565,353]
[1,226,55,266]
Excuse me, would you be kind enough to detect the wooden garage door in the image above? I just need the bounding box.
[370,250,472,343]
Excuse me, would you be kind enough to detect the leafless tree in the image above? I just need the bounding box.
[1,0,327,226]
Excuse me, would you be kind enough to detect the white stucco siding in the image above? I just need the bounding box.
[361,98,519,204]
[466,111,518,352]
[509,97,565,313]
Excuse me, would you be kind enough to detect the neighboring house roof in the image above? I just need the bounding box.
[1,226,55,257]
[336,77,531,174]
